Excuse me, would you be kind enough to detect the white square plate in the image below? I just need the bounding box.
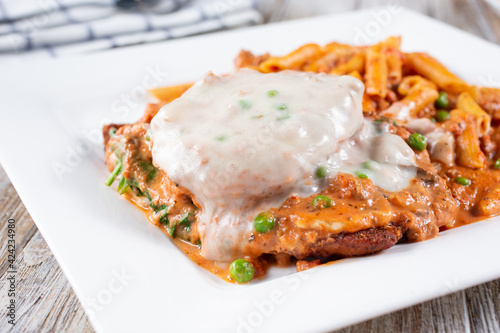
[1,8,500,333]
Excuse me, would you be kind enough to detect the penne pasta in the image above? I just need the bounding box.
[380,76,438,121]
[149,83,194,103]
[259,43,324,72]
[234,50,270,70]
[364,44,388,98]
[323,41,356,52]
[470,86,500,120]
[347,70,376,113]
[385,47,403,85]
[456,91,491,137]
[329,52,365,76]
[306,51,339,73]
[306,43,357,73]
[450,109,487,169]
[380,35,401,49]
[137,102,165,123]
[347,70,363,81]
[406,52,469,94]
[379,36,403,85]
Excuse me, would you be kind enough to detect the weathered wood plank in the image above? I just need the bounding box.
[0,232,94,332]
[478,0,500,41]
[466,280,500,333]
[0,174,38,278]
[335,290,474,332]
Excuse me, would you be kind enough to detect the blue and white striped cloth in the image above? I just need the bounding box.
[0,0,262,56]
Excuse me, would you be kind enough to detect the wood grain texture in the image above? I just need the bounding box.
[0,232,93,333]
[1,0,500,332]
[0,167,94,333]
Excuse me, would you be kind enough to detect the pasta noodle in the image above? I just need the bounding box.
[364,44,388,98]
[380,76,438,121]
[470,86,500,120]
[306,42,357,73]
[380,36,403,85]
[385,47,403,85]
[406,52,469,94]
[259,43,324,73]
[456,91,491,137]
[449,109,486,169]
[149,83,193,103]
[348,70,376,113]
[329,52,365,76]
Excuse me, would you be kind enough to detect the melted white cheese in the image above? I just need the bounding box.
[332,121,417,192]
[151,69,417,261]
[406,118,455,167]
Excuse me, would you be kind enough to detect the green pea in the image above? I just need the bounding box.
[455,177,471,186]
[275,103,287,110]
[267,90,278,97]
[216,135,226,141]
[229,259,255,283]
[312,195,332,208]
[355,170,369,179]
[494,158,500,169]
[435,91,449,109]
[254,212,275,233]
[239,99,251,109]
[315,165,327,179]
[408,133,427,151]
[435,110,450,122]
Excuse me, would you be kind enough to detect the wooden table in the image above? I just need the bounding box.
[1,0,500,331]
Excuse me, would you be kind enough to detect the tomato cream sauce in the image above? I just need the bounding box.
[151,69,418,261]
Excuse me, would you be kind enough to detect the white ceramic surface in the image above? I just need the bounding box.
[1,8,500,333]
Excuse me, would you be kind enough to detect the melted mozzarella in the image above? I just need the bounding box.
[151,69,417,261]
[331,121,417,192]
[406,118,455,166]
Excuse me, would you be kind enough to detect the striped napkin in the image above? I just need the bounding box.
[0,0,262,56]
